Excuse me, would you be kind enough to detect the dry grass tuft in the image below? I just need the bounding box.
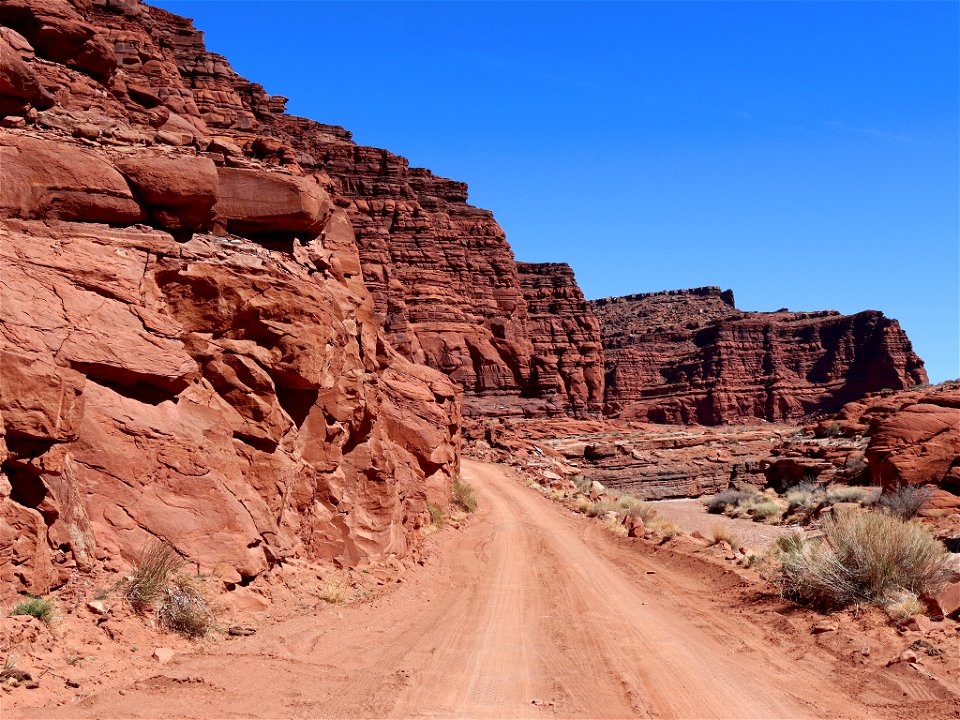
[710,525,740,549]
[158,575,212,637]
[319,577,349,604]
[427,503,445,528]
[878,485,934,519]
[125,542,184,611]
[884,591,925,623]
[452,477,478,513]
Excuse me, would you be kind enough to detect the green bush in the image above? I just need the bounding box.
[776,511,949,609]
[9,596,54,625]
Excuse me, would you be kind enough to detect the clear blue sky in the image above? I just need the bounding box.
[156,1,959,383]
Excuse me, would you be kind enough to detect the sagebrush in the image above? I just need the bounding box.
[776,511,949,609]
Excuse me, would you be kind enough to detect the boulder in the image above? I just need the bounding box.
[214,167,332,238]
[0,135,144,224]
[115,154,218,232]
[0,35,55,115]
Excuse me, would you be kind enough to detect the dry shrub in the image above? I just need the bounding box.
[878,485,934,519]
[452,477,478,513]
[750,500,783,523]
[710,525,740,549]
[825,486,869,505]
[615,494,656,522]
[650,519,683,539]
[427,503,445,528]
[319,577,349,604]
[777,511,949,609]
[884,591,925,622]
[158,576,212,637]
[125,542,184,611]
[705,489,757,514]
[585,498,620,518]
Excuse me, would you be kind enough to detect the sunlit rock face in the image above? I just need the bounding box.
[591,287,927,424]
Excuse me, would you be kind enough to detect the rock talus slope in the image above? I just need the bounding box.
[592,287,927,424]
[0,0,461,599]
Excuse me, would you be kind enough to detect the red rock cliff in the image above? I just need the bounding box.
[515,263,604,417]
[591,287,927,424]
[0,0,461,599]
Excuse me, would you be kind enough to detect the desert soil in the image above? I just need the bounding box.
[9,459,956,719]
[647,498,797,548]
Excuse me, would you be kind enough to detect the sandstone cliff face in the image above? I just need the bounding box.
[591,287,927,424]
[823,384,960,511]
[516,263,604,417]
[0,0,461,599]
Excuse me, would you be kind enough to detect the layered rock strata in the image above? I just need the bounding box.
[591,287,927,424]
[0,0,461,599]
[515,263,604,417]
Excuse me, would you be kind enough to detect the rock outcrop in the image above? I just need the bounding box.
[591,287,927,424]
[0,0,461,600]
[516,263,604,417]
[825,384,960,511]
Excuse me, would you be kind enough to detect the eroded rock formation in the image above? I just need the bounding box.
[516,263,604,417]
[0,0,460,599]
[591,287,927,424]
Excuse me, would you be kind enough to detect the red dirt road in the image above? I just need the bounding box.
[14,460,948,718]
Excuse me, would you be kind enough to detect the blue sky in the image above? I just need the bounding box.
[156,1,958,383]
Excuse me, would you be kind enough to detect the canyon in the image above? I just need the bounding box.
[0,0,952,609]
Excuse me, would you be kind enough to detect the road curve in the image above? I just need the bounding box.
[29,459,875,719]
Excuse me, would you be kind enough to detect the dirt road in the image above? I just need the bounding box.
[21,460,911,718]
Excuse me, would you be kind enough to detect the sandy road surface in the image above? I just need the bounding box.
[23,460,884,719]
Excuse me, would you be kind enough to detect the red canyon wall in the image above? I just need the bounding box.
[0,0,460,599]
[591,288,927,424]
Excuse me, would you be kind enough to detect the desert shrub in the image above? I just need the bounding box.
[877,485,934,519]
[750,500,783,523]
[615,494,656,522]
[158,576,212,637]
[825,486,868,505]
[571,475,592,494]
[574,497,591,514]
[823,422,841,438]
[585,498,620,518]
[319,577,349,604]
[125,542,184,611]
[775,531,807,556]
[452,477,478,513]
[9,596,55,625]
[884,591,925,622]
[710,525,740,549]
[776,511,949,609]
[705,489,757,514]
[427,503,445,528]
[650,519,683,539]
